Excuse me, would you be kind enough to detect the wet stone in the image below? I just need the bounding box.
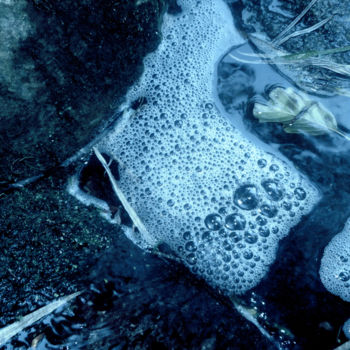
[0,0,165,183]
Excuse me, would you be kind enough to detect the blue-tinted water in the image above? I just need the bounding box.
[2,0,350,349]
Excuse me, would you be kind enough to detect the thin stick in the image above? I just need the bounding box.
[93,147,156,246]
[276,15,332,46]
[0,291,81,346]
[230,297,278,347]
[273,0,320,46]
[329,127,350,142]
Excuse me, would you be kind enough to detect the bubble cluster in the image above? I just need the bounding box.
[320,219,350,302]
[85,0,319,295]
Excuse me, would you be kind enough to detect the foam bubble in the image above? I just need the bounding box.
[320,220,350,302]
[71,0,319,295]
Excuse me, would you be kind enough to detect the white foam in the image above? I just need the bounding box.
[71,0,319,295]
[320,219,350,302]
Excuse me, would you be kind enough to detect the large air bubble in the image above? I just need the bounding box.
[70,0,319,295]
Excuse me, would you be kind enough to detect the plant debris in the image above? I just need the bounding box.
[0,291,81,346]
[253,87,350,140]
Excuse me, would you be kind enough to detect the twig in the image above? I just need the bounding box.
[273,0,320,46]
[0,291,81,346]
[230,297,279,348]
[276,15,332,46]
[93,147,157,247]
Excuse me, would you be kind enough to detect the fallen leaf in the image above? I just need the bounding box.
[253,86,350,141]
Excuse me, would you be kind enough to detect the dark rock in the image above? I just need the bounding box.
[0,166,118,326]
[3,235,275,349]
[0,0,165,183]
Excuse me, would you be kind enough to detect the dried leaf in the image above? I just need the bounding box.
[31,333,44,348]
[253,103,295,123]
[283,102,338,135]
[269,87,307,113]
[253,86,350,140]
[253,87,309,123]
